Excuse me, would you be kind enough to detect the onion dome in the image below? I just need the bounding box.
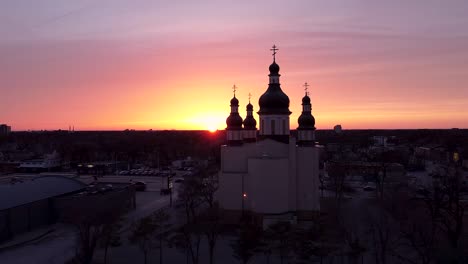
[230,97,239,106]
[243,103,257,129]
[258,60,291,115]
[226,114,243,129]
[246,102,253,111]
[298,94,316,130]
[226,95,243,129]
[258,89,290,114]
[269,61,280,75]
[298,114,315,129]
[243,116,257,129]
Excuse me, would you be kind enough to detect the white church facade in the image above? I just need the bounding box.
[218,46,320,222]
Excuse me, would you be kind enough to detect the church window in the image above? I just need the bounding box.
[271,120,276,135]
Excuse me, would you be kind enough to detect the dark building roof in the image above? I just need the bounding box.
[0,175,86,210]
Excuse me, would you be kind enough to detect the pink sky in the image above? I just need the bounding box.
[1,0,468,130]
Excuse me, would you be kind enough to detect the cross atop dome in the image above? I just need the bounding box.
[232,84,237,97]
[303,82,310,96]
[270,44,279,61]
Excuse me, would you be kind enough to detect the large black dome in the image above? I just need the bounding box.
[258,60,291,115]
[258,84,291,115]
[243,116,257,129]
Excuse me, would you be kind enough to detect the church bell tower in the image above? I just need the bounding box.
[257,45,291,143]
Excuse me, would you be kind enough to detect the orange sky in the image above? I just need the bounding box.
[1,1,468,131]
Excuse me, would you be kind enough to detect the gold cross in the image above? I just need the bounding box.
[248,92,251,103]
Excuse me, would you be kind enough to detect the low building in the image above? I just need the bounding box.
[18,151,61,173]
[0,124,11,136]
[74,161,121,176]
[0,175,86,243]
[325,160,406,183]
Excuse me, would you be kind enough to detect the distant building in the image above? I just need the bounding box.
[372,136,388,147]
[18,151,61,173]
[334,124,342,134]
[0,124,11,136]
[75,161,121,176]
[218,47,320,224]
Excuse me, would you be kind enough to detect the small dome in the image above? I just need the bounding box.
[246,103,253,111]
[298,114,315,130]
[302,95,311,105]
[226,114,243,129]
[230,97,239,106]
[243,116,257,129]
[269,61,280,75]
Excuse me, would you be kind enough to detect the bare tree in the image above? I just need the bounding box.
[152,209,171,264]
[416,164,468,261]
[264,221,293,264]
[129,216,156,264]
[172,177,204,264]
[231,220,264,264]
[100,218,123,264]
[59,191,128,264]
[327,161,348,207]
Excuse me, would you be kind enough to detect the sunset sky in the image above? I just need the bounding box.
[1,0,468,131]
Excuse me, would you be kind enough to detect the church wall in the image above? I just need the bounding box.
[259,115,290,136]
[242,130,256,140]
[288,137,297,211]
[217,172,244,210]
[295,147,320,212]
[298,130,315,141]
[219,143,258,211]
[254,139,290,158]
[221,145,249,172]
[248,157,289,214]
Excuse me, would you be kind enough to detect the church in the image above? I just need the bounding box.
[217,46,320,222]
